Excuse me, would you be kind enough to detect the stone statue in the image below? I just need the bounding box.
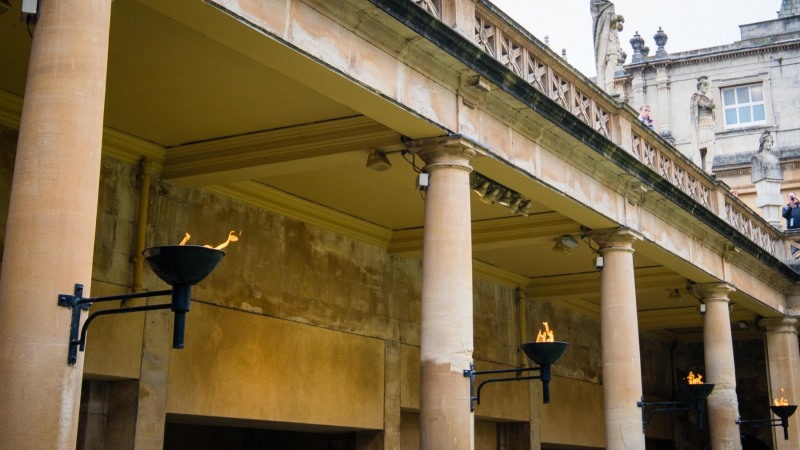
[750,130,784,227]
[689,76,716,172]
[591,0,624,95]
[751,130,782,183]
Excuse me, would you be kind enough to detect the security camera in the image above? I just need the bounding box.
[594,256,604,271]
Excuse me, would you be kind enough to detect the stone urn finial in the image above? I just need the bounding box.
[654,27,668,58]
[630,31,645,63]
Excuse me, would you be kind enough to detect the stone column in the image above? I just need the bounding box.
[695,283,742,450]
[0,1,112,449]
[760,318,800,450]
[593,229,646,450]
[410,136,476,450]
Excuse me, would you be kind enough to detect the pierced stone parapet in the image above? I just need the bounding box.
[473,10,611,139]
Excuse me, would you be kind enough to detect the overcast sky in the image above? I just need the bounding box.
[489,1,782,77]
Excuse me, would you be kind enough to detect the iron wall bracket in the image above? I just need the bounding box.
[463,363,551,412]
[58,283,173,365]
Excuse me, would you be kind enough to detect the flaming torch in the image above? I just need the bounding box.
[520,322,568,404]
[536,321,555,343]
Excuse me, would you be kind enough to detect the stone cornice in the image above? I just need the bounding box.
[388,212,581,256]
[163,116,403,186]
[624,40,800,71]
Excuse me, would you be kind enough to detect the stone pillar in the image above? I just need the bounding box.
[133,305,173,449]
[754,179,783,228]
[655,67,675,144]
[761,318,800,450]
[439,0,476,39]
[0,1,112,449]
[593,229,646,450]
[695,283,742,450]
[631,71,646,114]
[411,136,476,450]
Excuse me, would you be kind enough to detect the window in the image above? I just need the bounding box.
[722,84,766,128]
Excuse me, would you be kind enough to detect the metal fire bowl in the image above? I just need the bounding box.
[143,245,225,286]
[521,341,569,366]
[771,405,798,420]
[682,383,715,400]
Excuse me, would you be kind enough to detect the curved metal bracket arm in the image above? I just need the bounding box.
[463,363,550,412]
[737,418,791,440]
[637,399,691,432]
[58,283,173,365]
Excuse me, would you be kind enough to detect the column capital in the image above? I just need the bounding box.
[690,282,736,302]
[406,135,478,171]
[759,317,799,334]
[588,228,640,252]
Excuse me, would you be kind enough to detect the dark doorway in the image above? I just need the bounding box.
[164,422,356,450]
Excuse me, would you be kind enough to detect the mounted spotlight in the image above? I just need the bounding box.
[366,150,392,171]
[517,200,533,217]
[481,186,503,204]
[464,322,568,411]
[469,172,534,216]
[553,235,579,253]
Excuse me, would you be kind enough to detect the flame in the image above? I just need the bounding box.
[535,322,555,343]
[179,230,241,250]
[686,372,704,385]
[774,388,790,407]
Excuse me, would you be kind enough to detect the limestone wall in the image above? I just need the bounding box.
[80,155,607,437]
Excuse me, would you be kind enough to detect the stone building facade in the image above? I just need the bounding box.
[620,1,800,227]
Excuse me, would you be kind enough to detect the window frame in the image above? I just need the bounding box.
[721,83,767,129]
[713,74,772,132]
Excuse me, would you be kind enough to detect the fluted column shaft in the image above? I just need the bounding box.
[413,137,476,450]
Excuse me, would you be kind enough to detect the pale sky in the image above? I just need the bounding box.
[489,1,782,77]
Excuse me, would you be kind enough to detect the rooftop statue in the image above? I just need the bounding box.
[591,0,624,95]
[751,130,783,183]
[689,76,716,173]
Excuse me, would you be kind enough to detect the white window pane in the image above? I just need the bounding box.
[739,106,752,122]
[753,104,765,121]
[751,84,764,102]
[736,87,750,102]
[723,89,736,105]
[725,109,738,125]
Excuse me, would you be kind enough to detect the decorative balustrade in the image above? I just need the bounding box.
[473,12,611,139]
[410,1,782,258]
[631,133,712,209]
[725,200,778,255]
